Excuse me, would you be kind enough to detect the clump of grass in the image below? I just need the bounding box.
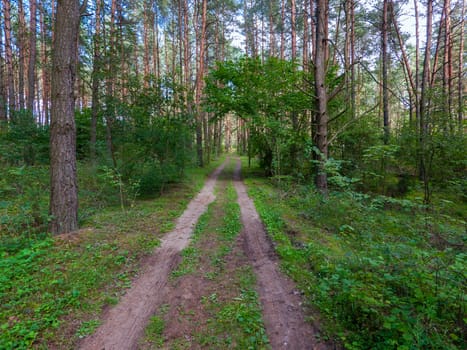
[200,266,269,349]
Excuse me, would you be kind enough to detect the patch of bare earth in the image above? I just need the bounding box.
[78,160,227,350]
[233,159,329,350]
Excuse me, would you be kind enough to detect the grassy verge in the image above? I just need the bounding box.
[0,157,225,349]
[144,162,269,349]
[242,157,466,350]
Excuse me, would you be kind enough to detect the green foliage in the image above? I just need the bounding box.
[144,314,166,347]
[205,57,309,176]
[245,168,466,349]
[0,166,50,243]
[0,110,49,166]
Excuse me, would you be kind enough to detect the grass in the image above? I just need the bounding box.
[0,157,225,349]
[200,266,269,350]
[242,157,466,350]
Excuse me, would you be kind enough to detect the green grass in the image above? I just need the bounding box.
[242,157,466,350]
[200,266,269,350]
[0,158,224,349]
[143,304,170,348]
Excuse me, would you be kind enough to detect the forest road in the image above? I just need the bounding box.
[78,160,227,350]
[79,157,326,350]
[232,158,326,350]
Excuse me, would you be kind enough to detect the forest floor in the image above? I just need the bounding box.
[78,157,328,350]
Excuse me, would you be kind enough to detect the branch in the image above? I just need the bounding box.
[327,103,380,146]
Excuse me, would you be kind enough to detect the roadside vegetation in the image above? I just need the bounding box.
[243,157,466,349]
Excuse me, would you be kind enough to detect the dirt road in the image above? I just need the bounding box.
[79,158,325,349]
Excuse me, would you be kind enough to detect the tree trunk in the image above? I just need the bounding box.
[153,1,160,80]
[39,1,50,125]
[18,0,26,110]
[303,0,309,68]
[420,0,433,203]
[27,0,37,113]
[0,13,7,122]
[382,0,390,143]
[442,0,452,125]
[314,0,329,193]
[269,1,276,57]
[280,0,285,59]
[458,0,465,128]
[195,0,207,167]
[90,0,101,161]
[291,0,296,60]
[49,0,80,234]
[3,0,15,116]
[143,0,151,86]
[414,0,420,129]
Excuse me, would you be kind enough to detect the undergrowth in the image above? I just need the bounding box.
[243,159,466,349]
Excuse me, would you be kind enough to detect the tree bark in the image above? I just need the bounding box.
[314,0,329,193]
[39,1,50,124]
[0,11,7,122]
[442,0,453,124]
[280,0,285,59]
[49,0,80,234]
[194,0,207,166]
[291,0,296,60]
[90,0,102,161]
[382,0,390,143]
[458,0,465,127]
[3,0,15,116]
[420,0,433,203]
[18,0,27,110]
[414,0,420,129]
[27,0,37,113]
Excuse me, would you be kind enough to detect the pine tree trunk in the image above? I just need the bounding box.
[458,0,465,127]
[382,0,390,143]
[442,0,452,125]
[280,0,285,60]
[420,0,433,203]
[27,0,37,113]
[39,1,50,124]
[18,0,26,110]
[195,0,207,167]
[291,0,296,60]
[49,0,80,234]
[314,0,329,193]
[90,0,101,161]
[3,0,15,116]
[0,15,7,121]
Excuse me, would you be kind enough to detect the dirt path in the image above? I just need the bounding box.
[80,158,326,349]
[233,159,325,350]
[79,161,227,350]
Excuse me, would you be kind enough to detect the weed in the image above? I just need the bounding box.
[76,320,100,339]
[144,316,165,347]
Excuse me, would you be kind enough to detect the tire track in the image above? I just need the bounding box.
[233,159,327,350]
